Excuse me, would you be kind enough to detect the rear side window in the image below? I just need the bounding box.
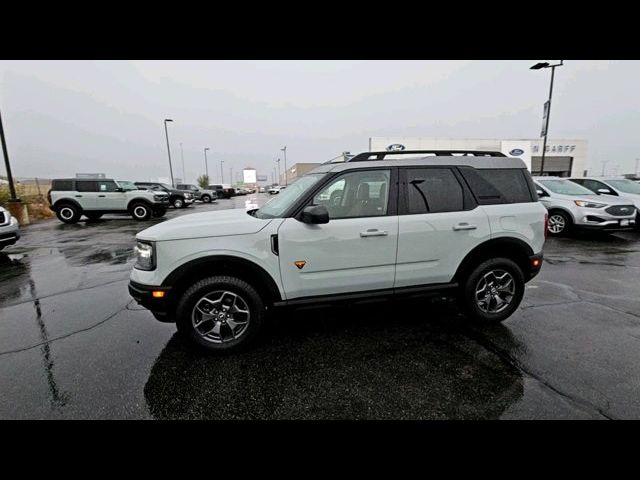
[459,167,534,204]
[52,180,74,191]
[76,181,97,192]
[405,168,464,214]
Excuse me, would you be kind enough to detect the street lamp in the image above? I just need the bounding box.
[276,158,281,185]
[220,160,224,184]
[204,147,210,178]
[163,119,175,187]
[0,107,18,202]
[281,146,288,186]
[530,60,564,176]
[180,143,185,183]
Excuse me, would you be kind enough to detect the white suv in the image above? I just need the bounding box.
[49,178,170,223]
[129,151,546,352]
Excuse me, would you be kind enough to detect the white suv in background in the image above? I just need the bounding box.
[129,150,546,352]
[48,178,170,223]
[534,177,636,235]
[568,177,640,227]
[0,206,20,251]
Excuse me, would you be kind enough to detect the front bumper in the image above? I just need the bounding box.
[575,217,636,230]
[0,222,20,248]
[128,280,172,315]
[184,197,195,204]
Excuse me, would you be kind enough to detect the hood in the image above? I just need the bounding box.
[549,192,633,205]
[616,192,640,208]
[137,208,272,242]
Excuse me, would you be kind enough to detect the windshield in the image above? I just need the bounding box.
[254,174,323,219]
[538,180,594,196]
[117,180,138,191]
[607,179,640,194]
[160,183,173,190]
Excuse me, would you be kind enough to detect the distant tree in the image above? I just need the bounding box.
[197,174,209,188]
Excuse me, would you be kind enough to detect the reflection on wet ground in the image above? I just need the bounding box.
[0,196,639,419]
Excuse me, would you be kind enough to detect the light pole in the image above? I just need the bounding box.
[0,107,18,201]
[530,60,564,176]
[220,160,224,184]
[180,142,185,183]
[204,147,210,178]
[276,158,281,185]
[163,119,175,187]
[281,146,288,186]
[601,160,609,176]
[230,167,233,185]
[635,158,639,177]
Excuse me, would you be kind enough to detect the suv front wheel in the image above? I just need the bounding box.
[460,257,525,324]
[175,275,265,352]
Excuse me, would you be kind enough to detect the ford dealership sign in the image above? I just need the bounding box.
[509,148,525,156]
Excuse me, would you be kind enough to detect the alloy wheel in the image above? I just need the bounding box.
[475,269,516,314]
[191,290,251,344]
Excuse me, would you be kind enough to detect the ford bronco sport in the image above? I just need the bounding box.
[129,150,546,352]
[49,178,170,224]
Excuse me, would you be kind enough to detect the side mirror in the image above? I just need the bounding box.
[301,205,329,224]
[115,187,124,192]
[536,189,546,197]
[597,188,612,195]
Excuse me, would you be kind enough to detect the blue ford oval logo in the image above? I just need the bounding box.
[387,144,406,152]
[509,148,525,156]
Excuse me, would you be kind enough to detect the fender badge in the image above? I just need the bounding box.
[294,261,306,270]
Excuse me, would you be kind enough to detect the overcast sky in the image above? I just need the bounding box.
[0,60,638,183]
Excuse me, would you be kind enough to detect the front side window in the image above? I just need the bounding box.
[405,168,463,214]
[254,174,323,219]
[312,169,390,219]
[97,180,118,192]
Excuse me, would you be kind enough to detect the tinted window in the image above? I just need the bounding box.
[313,170,390,219]
[405,168,463,214]
[461,168,533,204]
[581,179,617,195]
[52,180,74,191]
[76,181,97,192]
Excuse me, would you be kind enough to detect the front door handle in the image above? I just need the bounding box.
[98,195,106,197]
[452,223,477,231]
[360,229,388,237]
[75,195,82,197]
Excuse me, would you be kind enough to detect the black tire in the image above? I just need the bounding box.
[201,195,211,203]
[85,213,103,222]
[152,207,167,218]
[547,210,572,237]
[172,197,184,209]
[460,257,525,325]
[56,204,81,224]
[175,275,265,352]
[130,202,152,221]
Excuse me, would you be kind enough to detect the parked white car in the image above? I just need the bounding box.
[129,150,546,352]
[568,177,640,227]
[0,206,20,251]
[268,185,286,195]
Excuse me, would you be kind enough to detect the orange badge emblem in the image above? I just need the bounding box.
[294,261,306,270]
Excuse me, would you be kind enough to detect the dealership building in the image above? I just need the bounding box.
[369,137,588,177]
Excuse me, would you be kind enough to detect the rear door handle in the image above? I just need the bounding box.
[98,195,106,197]
[360,229,388,237]
[452,223,477,231]
[75,195,82,197]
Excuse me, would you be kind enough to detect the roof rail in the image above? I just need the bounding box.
[348,150,507,162]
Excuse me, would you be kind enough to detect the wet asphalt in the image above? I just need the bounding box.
[1,194,639,419]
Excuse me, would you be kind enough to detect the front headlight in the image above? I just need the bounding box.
[134,240,155,270]
[574,200,606,208]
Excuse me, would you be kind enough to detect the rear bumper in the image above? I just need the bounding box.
[527,252,543,281]
[128,280,172,315]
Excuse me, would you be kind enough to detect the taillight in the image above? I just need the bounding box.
[544,212,549,238]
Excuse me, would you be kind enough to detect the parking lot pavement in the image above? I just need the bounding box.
[1,196,639,419]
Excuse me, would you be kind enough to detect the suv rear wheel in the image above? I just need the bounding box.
[130,203,152,221]
[460,257,525,324]
[172,197,184,208]
[56,204,81,224]
[175,275,265,352]
[201,194,212,203]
